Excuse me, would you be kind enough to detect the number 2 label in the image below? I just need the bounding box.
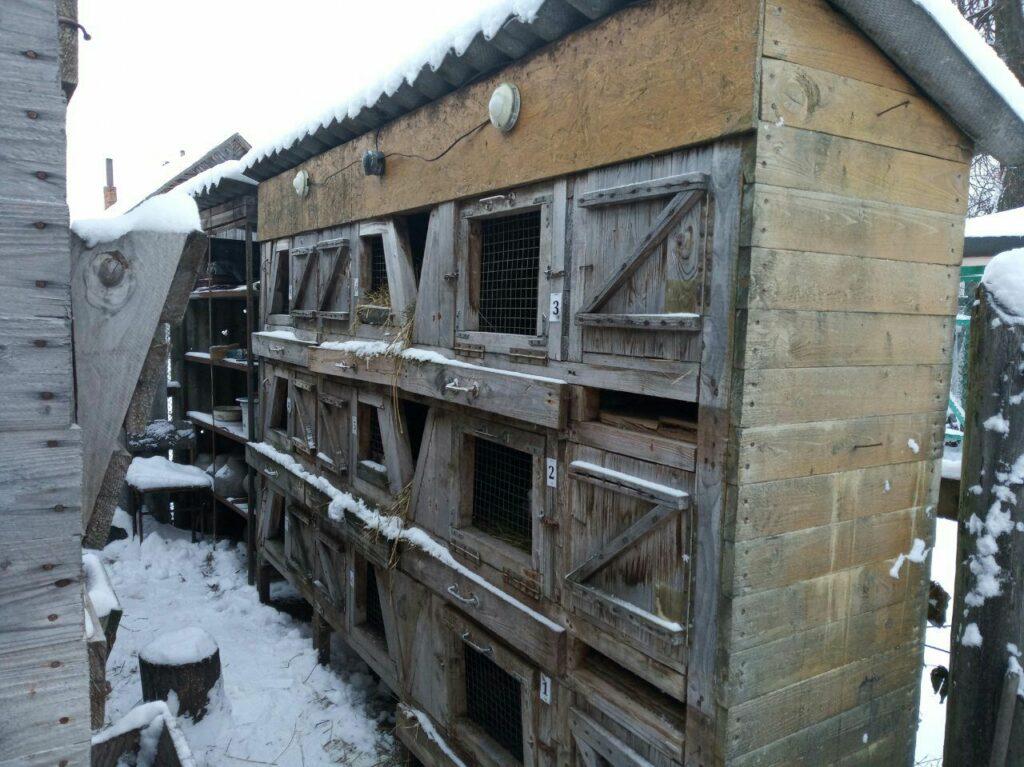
[546,458,557,488]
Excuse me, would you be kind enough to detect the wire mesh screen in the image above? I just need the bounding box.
[364,563,387,641]
[366,235,389,296]
[464,645,524,762]
[472,438,532,550]
[478,210,541,335]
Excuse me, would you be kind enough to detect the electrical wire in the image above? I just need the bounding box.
[314,118,490,187]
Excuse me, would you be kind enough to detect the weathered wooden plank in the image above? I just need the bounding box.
[726,599,919,705]
[756,123,969,215]
[0,428,81,513]
[745,247,959,314]
[400,545,565,675]
[724,646,919,756]
[576,312,702,330]
[761,58,970,163]
[257,0,760,240]
[0,197,71,318]
[739,309,952,368]
[747,184,964,264]
[736,412,943,484]
[730,506,923,595]
[251,330,312,367]
[762,0,918,94]
[730,559,912,652]
[576,171,708,208]
[411,203,458,347]
[729,460,937,542]
[729,684,917,767]
[738,364,949,426]
[309,345,568,430]
[0,316,73,430]
[568,420,696,472]
[686,139,747,764]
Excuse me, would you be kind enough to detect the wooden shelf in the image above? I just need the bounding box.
[184,350,249,372]
[214,492,249,519]
[187,410,248,445]
[190,285,248,300]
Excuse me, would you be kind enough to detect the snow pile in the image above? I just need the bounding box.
[140,626,219,666]
[126,456,213,491]
[889,538,929,579]
[82,551,120,620]
[99,527,394,765]
[914,0,1024,123]
[984,412,1011,434]
[982,248,1024,323]
[174,159,256,199]
[71,191,201,248]
[966,206,1024,239]
[962,622,983,647]
[400,705,467,767]
[94,700,197,767]
[240,0,547,172]
[908,438,921,454]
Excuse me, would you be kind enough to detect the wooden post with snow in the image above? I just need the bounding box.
[945,254,1024,765]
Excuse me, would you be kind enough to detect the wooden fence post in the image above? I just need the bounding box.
[945,279,1024,765]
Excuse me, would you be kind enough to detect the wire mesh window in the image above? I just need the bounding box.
[365,235,389,298]
[477,210,541,335]
[472,438,533,550]
[464,644,524,763]
[364,563,387,642]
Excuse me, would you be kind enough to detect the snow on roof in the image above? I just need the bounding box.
[913,0,1024,124]
[173,159,256,199]
[71,192,201,248]
[982,247,1024,322]
[965,207,1024,239]
[238,0,547,174]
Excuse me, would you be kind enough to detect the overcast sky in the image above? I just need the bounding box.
[67,0,508,219]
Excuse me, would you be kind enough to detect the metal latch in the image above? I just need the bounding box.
[444,378,479,398]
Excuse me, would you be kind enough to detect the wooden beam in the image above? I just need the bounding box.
[576,171,708,208]
[567,502,679,584]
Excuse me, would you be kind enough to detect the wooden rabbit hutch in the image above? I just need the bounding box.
[241,0,1024,764]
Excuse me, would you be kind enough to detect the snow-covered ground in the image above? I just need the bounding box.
[93,522,398,766]
[916,517,958,766]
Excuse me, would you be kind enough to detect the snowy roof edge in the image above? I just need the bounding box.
[828,0,1024,164]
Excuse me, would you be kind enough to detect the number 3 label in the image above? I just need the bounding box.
[549,292,562,321]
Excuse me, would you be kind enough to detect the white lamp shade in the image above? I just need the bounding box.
[488,82,521,133]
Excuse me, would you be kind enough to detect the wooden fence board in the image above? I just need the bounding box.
[745,247,958,314]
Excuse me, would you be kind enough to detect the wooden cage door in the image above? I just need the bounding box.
[316,236,350,318]
[565,444,692,692]
[571,172,709,368]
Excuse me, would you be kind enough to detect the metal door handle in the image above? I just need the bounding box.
[461,631,493,656]
[445,378,479,397]
[264,469,278,478]
[447,584,479,607]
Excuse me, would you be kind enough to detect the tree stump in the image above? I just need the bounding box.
[139,627,221,722]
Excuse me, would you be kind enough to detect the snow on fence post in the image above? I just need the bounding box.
[139,627,222,723]
[945,250,1024,765]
